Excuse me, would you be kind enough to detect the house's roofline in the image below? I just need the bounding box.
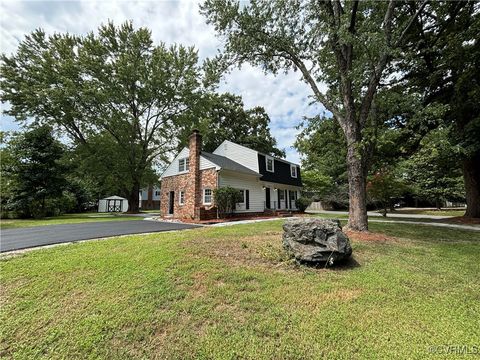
[159,147,188,179]
[215,140,300,167]
[201,151,261,177]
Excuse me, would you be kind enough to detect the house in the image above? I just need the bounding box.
[160,130,302,220]
[139,185,161,210]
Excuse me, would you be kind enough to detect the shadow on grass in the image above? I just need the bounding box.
[295,255,361,271]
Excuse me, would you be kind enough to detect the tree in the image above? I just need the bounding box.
[201,0,428,230]
[399,1,480,217]
[295,116,348,207]
[1,22,214,212]
[2,126,68,218]
[402,128,465,209]
[178,93,285,157]
[367,170,408,217]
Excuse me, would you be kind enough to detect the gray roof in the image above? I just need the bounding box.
[201,152,261,176]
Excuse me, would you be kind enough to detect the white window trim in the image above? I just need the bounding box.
[203,188,212,205]
[237,189,246,205]
[179,190,185,205]
[266,156,274,172]
[290,165,297,178]
[178,157,190,173]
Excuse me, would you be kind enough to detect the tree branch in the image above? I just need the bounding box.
[395,0,429,46]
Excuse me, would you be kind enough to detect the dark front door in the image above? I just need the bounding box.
[265,187,271,209]
[168,191,175,215]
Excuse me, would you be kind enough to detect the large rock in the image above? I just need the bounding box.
[282,218,352,264]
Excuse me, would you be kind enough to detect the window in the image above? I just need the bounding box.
[266,156,274,172]
[155,190,160,196]
[178,157,190,172]
[203,188,212,204]
[237,189,245,204]
[179,190,185,205]
[279,190,285,200]
[290,165,297,178]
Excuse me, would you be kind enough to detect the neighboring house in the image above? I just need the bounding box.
[160,130,302,220]
[139,185,161,210]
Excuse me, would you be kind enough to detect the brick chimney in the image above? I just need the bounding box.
[188,129,202,219]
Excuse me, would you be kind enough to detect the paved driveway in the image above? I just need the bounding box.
[1,220,200,253]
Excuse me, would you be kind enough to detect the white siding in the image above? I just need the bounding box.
[213,140,259,172]
[219,171,264,212]
[160,148,189,178]
[152,187,161,200]
[199,155,217,170]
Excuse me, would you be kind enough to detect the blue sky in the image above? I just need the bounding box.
[1,0,325,163]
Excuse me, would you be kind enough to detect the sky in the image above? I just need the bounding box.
[0,0,325,163]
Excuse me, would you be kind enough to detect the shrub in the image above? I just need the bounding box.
[295,196,312,212]
[214,187,243,218]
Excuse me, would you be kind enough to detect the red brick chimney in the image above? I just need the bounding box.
[188,129,202,219]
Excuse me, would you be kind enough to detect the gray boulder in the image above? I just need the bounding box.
[282,218,352,264]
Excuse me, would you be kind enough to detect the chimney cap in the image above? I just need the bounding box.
[191,129,200,135]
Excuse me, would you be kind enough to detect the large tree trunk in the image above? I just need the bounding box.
[463,152,480,218]
[346,147,369,231]
[127,181,141,213]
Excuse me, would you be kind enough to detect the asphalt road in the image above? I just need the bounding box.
[0,220,200,253]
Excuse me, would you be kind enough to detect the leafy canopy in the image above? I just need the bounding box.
[1,21,216,211]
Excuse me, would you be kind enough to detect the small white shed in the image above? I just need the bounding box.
[98,195,129,213]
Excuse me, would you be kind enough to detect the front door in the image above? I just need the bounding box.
[265,187,271,209]
[168,191,175,215]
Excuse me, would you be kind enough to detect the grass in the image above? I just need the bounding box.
[0,213,140,230]
[1,220,479,359]
[392,208,466,217]
[311,212,441,223]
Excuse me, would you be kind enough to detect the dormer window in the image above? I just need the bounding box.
[266,156,274,172]
[290,165,297,178]
[178,157,190,172]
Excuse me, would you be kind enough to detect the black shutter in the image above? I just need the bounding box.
[277,189,281,210]
[285,190,288,209]
[246,190,250,210]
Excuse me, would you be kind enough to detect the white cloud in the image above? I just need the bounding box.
[0,0,325,163]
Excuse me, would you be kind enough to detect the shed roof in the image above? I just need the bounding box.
[101,195,127,200]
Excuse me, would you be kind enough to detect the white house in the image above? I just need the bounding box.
[159,130,302,220]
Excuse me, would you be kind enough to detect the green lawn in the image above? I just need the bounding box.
[0,213,140,230]
[1,220,479,359]
[311,212,442,223]
[392,208,466,217]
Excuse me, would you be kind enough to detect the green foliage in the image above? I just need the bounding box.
[295,197,312,212]
[401,128,465,207]
[367,170,409,216]
[178,93,285,157]
[2,126,68,218]
[1,22,215,212]
[213,186,243,218]
[295,117,348,207]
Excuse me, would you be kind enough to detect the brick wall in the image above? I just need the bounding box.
[160,169,218,219]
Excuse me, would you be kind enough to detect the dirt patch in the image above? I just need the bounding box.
[345,230,396,243]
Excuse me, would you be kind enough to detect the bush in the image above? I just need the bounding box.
[214,187,243,218]
[295,196,312,212]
